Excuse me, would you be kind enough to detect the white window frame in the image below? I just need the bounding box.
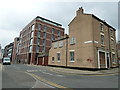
[69,51,75,62]
[57,52,60,62]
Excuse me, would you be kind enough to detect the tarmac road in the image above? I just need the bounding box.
[2,64,119,89]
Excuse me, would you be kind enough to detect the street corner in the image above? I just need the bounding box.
[49,67,119,76]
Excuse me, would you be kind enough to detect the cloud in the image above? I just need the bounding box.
[0,1,118,48]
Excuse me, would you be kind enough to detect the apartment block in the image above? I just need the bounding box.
[12,37,20,63]
[17,16,64,65]
[49,7,117,69]
[3,42,14,61]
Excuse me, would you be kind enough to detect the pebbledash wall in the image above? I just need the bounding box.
[17,16,64,65]
[48,8,117,69]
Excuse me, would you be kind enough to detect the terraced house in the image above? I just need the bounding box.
[17,16,64,65]
[49,7,117,69]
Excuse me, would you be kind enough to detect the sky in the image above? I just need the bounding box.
[0,0,119,48]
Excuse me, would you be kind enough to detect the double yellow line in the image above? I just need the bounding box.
[26,72,73,90]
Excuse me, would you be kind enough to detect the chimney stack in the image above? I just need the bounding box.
[76,7,84,16]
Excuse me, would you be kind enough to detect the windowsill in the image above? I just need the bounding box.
[100,30,104,33]
[101,44,105,46]
[69,61,75,62]
[112,62,116,64]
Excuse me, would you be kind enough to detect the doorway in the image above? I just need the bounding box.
[106,53,110,68]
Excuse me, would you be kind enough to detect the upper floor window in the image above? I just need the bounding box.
[101,35,104,45]
[70,37,76,45]
[31,31,34,38]
[52,28,54,34]
[37,38,40,45]
[100,23,104,31]
[43,32,46,39]
[42,46,45,53]
[29,45,32,52]
[44,26,47,32]
[31,24,35,31]
[54,42,58,48]
[51,35,54,41]
[43,39,46,46]
[38,24,41,31]
[70,52,75,62]
[36,46,40,53]
[110,28,114,37]
[30,38,33,45]
[59,41,63,48]
[58,30,61,37]
[38,31,40,38]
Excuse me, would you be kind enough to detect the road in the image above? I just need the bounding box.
[2,64,119,89]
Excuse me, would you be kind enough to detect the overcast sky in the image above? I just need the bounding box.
[0,0,119,48]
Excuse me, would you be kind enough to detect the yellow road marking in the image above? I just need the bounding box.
[25,72,73,90]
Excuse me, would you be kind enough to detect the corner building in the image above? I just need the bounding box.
[49,8,117,69]
[18,16,64,65]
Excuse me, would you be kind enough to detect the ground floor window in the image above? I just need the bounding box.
[70,52,74,62]
[57,53,60,62]
[52,57,54,62]
[112,54,115,62]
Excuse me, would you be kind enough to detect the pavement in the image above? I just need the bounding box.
[27,64,119,75]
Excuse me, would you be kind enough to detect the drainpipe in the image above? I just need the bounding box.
[66,36,68,67]
[108,28,111,67]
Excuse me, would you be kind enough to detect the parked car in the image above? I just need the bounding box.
[3,57,11,65]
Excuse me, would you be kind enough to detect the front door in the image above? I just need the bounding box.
[107,53,110,68]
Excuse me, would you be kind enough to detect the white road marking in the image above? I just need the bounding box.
[56,75,64,77]
[27,70,38,72]
[26,69,64,78]
[42,71,53,76]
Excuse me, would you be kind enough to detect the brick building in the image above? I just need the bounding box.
[4,42,14,61]
[48,8,117,69]
[12,37,20,63]
[117,41,120,64]
[17,16,64,65]
[0,44,3,62]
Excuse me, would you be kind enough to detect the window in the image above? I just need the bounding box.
[30,39,33,45]
[31,31,34,38]
[59,41,63,48]
[44,26,47,32]
[43,32,46,39]
[37,38,40,45]
[42,46,45,53]
[101,35,104,45]
[51,35,54,41]
[70,52,75,62]
[57,53,60,61]
[32,24,35,31]
[52,57,54,62]
[110,29,114,36]
[100,23,104,31]
[43,39,46,45]
[70,37,76,45]
[52,28,54,34]
[38,31,40,38]
[36,46,40,53]
[58,30,60,37]
[29,46,32,52]
[112,54,115,62]
[54,42,58,48]
[38,24,41,31]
